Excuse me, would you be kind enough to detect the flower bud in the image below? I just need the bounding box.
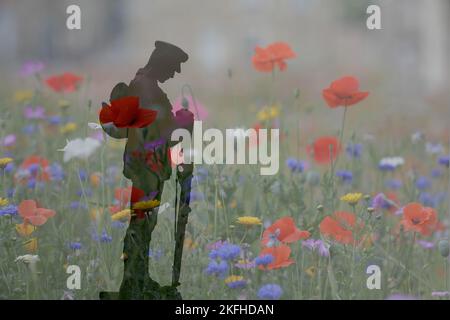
[438,239,449,258]
[367,207,375,213]
[317,204,324,212]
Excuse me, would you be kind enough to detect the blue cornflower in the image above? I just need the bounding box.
[70,201,88,210]
[69,242,82,250]
[415,176,431,191]
[431,168,443,178]
[78,169,88,181]
[255,254,274,267]
[438,155,450,167]
[99,230,112,243]
[0,204,18,216]
[189,190,205,202]
[48,162,65,181]
[257,284,283,300]
[286,158,305,173]
[346,143,362,158]
[336,170,353,183]
[385,179,403,190]
[419,192,446,208]
[22,124,36,135]
[111,221,127,229]
[48,115,62,125]
[4,162,15,174]
[148,248,163,260]
[211,243,241,261]
[205,260,228,278]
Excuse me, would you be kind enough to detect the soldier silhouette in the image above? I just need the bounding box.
[99,41,194,300]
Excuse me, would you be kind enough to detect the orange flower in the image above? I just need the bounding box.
[18,200,55,226]
[262,216,310,246]
[45,72,83,93]
[258,244,294,270]
[401,202,438,236]
[252,42,296,72]
[319,211,359,245]
[307,136,341,164]
[99,96,157,128]
[322,76,369,108]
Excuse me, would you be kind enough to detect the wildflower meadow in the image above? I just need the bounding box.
[0,2,449,302]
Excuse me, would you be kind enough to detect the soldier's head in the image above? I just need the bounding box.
[145,41,189,83]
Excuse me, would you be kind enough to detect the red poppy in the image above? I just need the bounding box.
[319,211,359,245]
[99,96,157,128]
[262,216,310,246]
[252,42,296,72]
[18,155,50,182]
[322,76,369,108]
[401,202,438,236]
[258,244,294,270]
[307,136,341,164]
[45,72,83,93]
[18,199,56,226]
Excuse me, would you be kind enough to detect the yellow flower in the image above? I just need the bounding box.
[16,223,36,237]
[340,192,363,205]
[111,209,132,221]
[305,266,317,278]
[236,216,262,226]
[13,90,33,103]
[0,198,9,207]
[24,238,38,253]
[268,104,280,118]
[0,157,13,168]
[224,275,244,285]
[132,199,160,211]
[60,122,77,134]
[257,109,269,121]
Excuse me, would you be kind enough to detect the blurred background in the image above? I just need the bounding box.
[1,0,449,134]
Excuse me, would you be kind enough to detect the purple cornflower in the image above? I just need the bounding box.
[22,124,36,135]
[144,138,166,151]
[1,134,17,147]
[48,115,62,125]
[417,240,434,250]
[19,60,44,77]
[336,170,353,184]
[372,193,397,211]
[431,168,443,178]
[302,239,330,257]
[23,106,46,119]
[48,162,65,181]
[257,284,283,300]
[346,143,362,158]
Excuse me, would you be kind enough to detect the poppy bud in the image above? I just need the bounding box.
[438,239,449,258]
[317,204,324,212]
[181,97,189,109]
[367,207,375,214]
[364,194,371,201]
